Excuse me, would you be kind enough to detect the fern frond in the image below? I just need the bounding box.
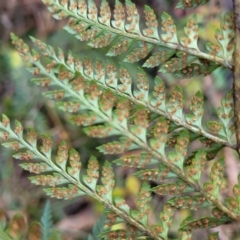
[9,34,240,228]
[0,209,30,240]
[42,0,233,70]
[180,216,229,231]
[3,0,240,238]
[207,232,220,240]
[0,115,162,240]
[88,214,105,240]
[12,35,235,151]
[0,208,61,240]
[225,174,240,214]
[176,0,210,9]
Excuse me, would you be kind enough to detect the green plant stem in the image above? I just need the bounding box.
[33,58,240,223]
[233,0,240,154]
[44,0,232,69]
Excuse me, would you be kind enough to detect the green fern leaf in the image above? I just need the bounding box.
[125,0,141,34]
[156,203,175,239]
[178,230,191,240]
[2,141,25,151]
[14,34,234,150]
[0,209,7,231]
[106,63,118,88]
[41,0,232,71]
[161,12,178,44]
[181,15,199,50]
[168,195,211,210]
[68,148,82,180]
[57,101,82,113]
[216,90,234,141]
[180,216,228,231]
[6,213,27,239]
[214,12,234,60]
[104,210,124,227]
[152,180,194,196]
[169,130,189,170]
[99,0,111,27]
[0,105,159,240]
[114,152,158,168]
[206,121,223,135]
[88,214,106,240]
[143,6,159,39]
[83,155,99,191]
[143,47,176,68]
[167,86,184,118]
[44,184,85,200]
[207,232,220,240]
[55,141,68,170]
[70,113,103,126]
[225,196,240,214]
[160,53,197,74]
[225,174,240,213]
[134,67,149,101]
[203,158,225,198]
[101,228,144,240]
[176,0,209,9]
[130,182,151,227]
[112,0,125,31]
[186,150,206,182]
[41,201,53,240]
[134,166,177,181]
[149,118,169,157]
[83,124,120,138]
[41,134,53,158]
[185,91,204,127]
[106,37,132,57]
[12,151,35,161]
[97,137,138,155]
[113,197,130,214]
[9,32,240,237]
[173,61,219,79]
[212,207,230,220]
[150,77,166,110]
[20,162,52,174]
[118,66,132,95]
[28,221,42,240]
[124,42,154,63]
[97,161,115,201]
[27,127,38,147]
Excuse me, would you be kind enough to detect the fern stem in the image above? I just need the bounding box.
[46,0,232,69]
[233,0,240,154]
[48,53,236,149]
[34,59,240,223]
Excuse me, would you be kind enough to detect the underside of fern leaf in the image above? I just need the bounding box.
[43,0,234,72]
[0,29,236,239]
[1,0,239,239]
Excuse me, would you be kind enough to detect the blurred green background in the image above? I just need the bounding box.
[0,0,237,239]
